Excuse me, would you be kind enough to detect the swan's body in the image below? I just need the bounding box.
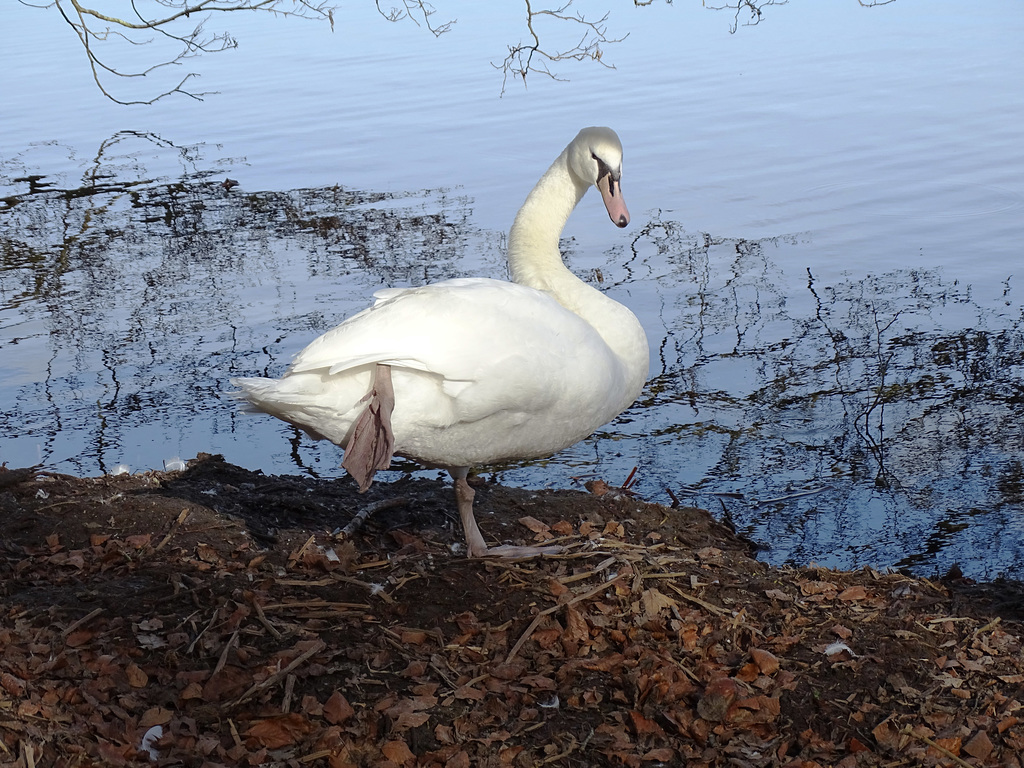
[233,127,648,557]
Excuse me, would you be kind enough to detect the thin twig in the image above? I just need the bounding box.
[212,629,239,677]
[282,674,296,713]
[232,640,326,707]
[253,600,284,640]
[155,508,191,550]
[506,573,624,662]
[187,606,223,654]
[902,727,974,768]
[754,486,831,507]
[61,607,104,637]
[665,581,729,616]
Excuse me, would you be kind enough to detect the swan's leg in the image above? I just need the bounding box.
[453,471,489,558]
[342,363,396,492]
[451,469,562,559]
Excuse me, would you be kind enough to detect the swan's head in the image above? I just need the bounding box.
[568,126,630,228]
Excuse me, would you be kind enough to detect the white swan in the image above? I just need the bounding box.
[232,127,649,557]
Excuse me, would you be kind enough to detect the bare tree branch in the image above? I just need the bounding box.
[23,0,894,105]
[493,0,625,95]
[702,0,788,34]
[22,0,336,104]
[375,0,453,37]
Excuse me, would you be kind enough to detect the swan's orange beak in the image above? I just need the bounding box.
[597,174,629,228]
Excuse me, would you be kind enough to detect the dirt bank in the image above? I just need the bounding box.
[1,454,1023,766]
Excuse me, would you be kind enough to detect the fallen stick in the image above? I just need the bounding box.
[155,508,191,551]
[754,486,831,507]
[61,608,103,638]
[506,574,625,663]
[231,640,326,707]
[335,497,408,538]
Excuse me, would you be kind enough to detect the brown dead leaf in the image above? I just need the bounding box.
[800,580,838,597]
[963,729,994,759]
[179,681,203,701]
[393,712,430,730]
[64,629,95,647]
[602,520,624,537]
[848,736,870,753]
[140,706,174,727]
[11,452,1024,768]
[838,585,868,601]
[735,661,760,683]
[499,745,525,763]
[244,713,313,749]
[195,542,221,563]
[93,740,130,766]
[454,684,485,701]
[400,629,427,644]
[126,662,148,688]
[402,660,428,677]
[126,533,152,549]
[533,627,562,649]
[831,623,853,639]
[564,605,589,644]
[695,546,723,561]
[628,709,664,736]
[548,578,570,598]
[520,675,556,690]
[998,715,1019,733]
[642,747,675,761]
[583,654,624,673]
[490,661,528,680]
[201,665,250,702]
[750,647,780,675]
[727,694,781,725]
[640,587,677,620]
[324,691,355,725]
[872,718,905,750]
[381,739,415,764]
[697,677,740,723]
[518,516,550,534]
[1,672,26,696]
[390,530,427,552]
[299,694,322,716]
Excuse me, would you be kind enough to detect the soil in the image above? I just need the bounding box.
[2,454,1024,767]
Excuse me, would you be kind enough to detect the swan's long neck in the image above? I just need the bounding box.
[506,145,649,409]
[507,147,589,292]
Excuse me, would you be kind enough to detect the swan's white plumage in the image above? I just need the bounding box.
[233,127,649,557]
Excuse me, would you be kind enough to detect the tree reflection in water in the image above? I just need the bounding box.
[2,133,1022,579]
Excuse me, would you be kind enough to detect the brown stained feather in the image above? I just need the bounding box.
[341,363,396,492]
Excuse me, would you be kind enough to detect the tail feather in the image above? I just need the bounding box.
[341,364,396,491]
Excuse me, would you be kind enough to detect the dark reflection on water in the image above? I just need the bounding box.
[2,137,1022,579]
[0,134,472,475]
[625,219,1024,579]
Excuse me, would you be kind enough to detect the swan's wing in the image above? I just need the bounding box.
[288,279,546,376]
[287,279,492,377]
[285,278,623,417]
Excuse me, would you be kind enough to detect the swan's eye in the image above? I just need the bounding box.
[591,152,611,183]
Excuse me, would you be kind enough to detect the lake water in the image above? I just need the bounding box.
[2,1,1023,579]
